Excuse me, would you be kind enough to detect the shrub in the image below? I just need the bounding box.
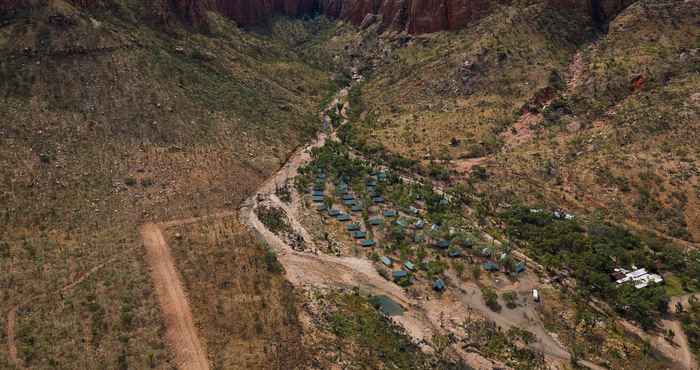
[481,287,501,312]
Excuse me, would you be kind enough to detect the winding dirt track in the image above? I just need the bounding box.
[140,223,210,370]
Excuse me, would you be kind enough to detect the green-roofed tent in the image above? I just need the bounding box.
[383,210,397,217]
[392,270,408,280]
[336,213,352,222]
[360,239,376,247]
[433,279,445,292]
[352,231,367,239]
[347,223,360,231]
[403,261,415,271]
[381,257,392,266]
[369,218,383,226]
[483,262,498,271]
[448,249,462,258]
[312,196,325,203]
[436,240,451,249]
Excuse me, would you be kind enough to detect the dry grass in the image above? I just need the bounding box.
[0,2,336,368]
[167,215,306,369]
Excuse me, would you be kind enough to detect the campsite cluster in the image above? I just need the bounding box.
[296,141,529,296]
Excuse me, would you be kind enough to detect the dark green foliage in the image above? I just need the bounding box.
[264,250,284,274]
[481,287,501,312]
[324,293,469,369]
[679,296,700,358]
[256,206,291,235]
[501,206,678,327]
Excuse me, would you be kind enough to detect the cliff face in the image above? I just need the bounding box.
[1,0,637,34]
[212,0,636,33]
[203,0,507,32]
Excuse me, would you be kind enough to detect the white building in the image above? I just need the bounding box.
[614,267,664,289]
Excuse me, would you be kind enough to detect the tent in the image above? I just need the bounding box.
[433,279,445,292]
[360,239,376,247]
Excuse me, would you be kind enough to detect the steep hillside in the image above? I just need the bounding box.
[338,0,699,244]
[0,1,336,368]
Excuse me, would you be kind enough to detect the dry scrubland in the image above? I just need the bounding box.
[341,0,699,245]
[0,1,337,368]
[167,215,305,369]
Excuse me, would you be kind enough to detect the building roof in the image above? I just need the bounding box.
[336,213,352,222]
[369,218,383,225]
[383,210,397,217]
[448,249,462,258]
[351,205,363,212]
[328,209,340,216]
[352,231,367,239]
[436,240,451,249]
[483,262,498,271]
[433,279,445,291]
[614,267,664,289]
[312,196,325,202]
[312,190,324,196]
[316,204,327,211]
[393,270,408,279]
[403,261,415,271]
[347,223,360,231]
[342,194,354,200]
[381,257,392,266]
[360,239,376,247]
[373,196,385,204]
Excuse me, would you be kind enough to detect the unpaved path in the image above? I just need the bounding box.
[236,86,612,370]
[140,223,209,370]
[620,318,695,370]
[7,307,19,368]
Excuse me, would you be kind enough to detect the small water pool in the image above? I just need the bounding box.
[371,295,405,316]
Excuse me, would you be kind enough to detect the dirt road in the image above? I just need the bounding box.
[141,223,210,370]
[235,86,611,369]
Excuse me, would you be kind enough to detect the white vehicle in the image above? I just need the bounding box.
[532,289,540,303]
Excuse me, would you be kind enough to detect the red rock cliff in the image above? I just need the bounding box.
[2,0,637,34]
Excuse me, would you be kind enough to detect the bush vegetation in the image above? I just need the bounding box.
[501,206,698,328]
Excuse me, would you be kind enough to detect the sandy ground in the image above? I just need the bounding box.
[141,223,210,370]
